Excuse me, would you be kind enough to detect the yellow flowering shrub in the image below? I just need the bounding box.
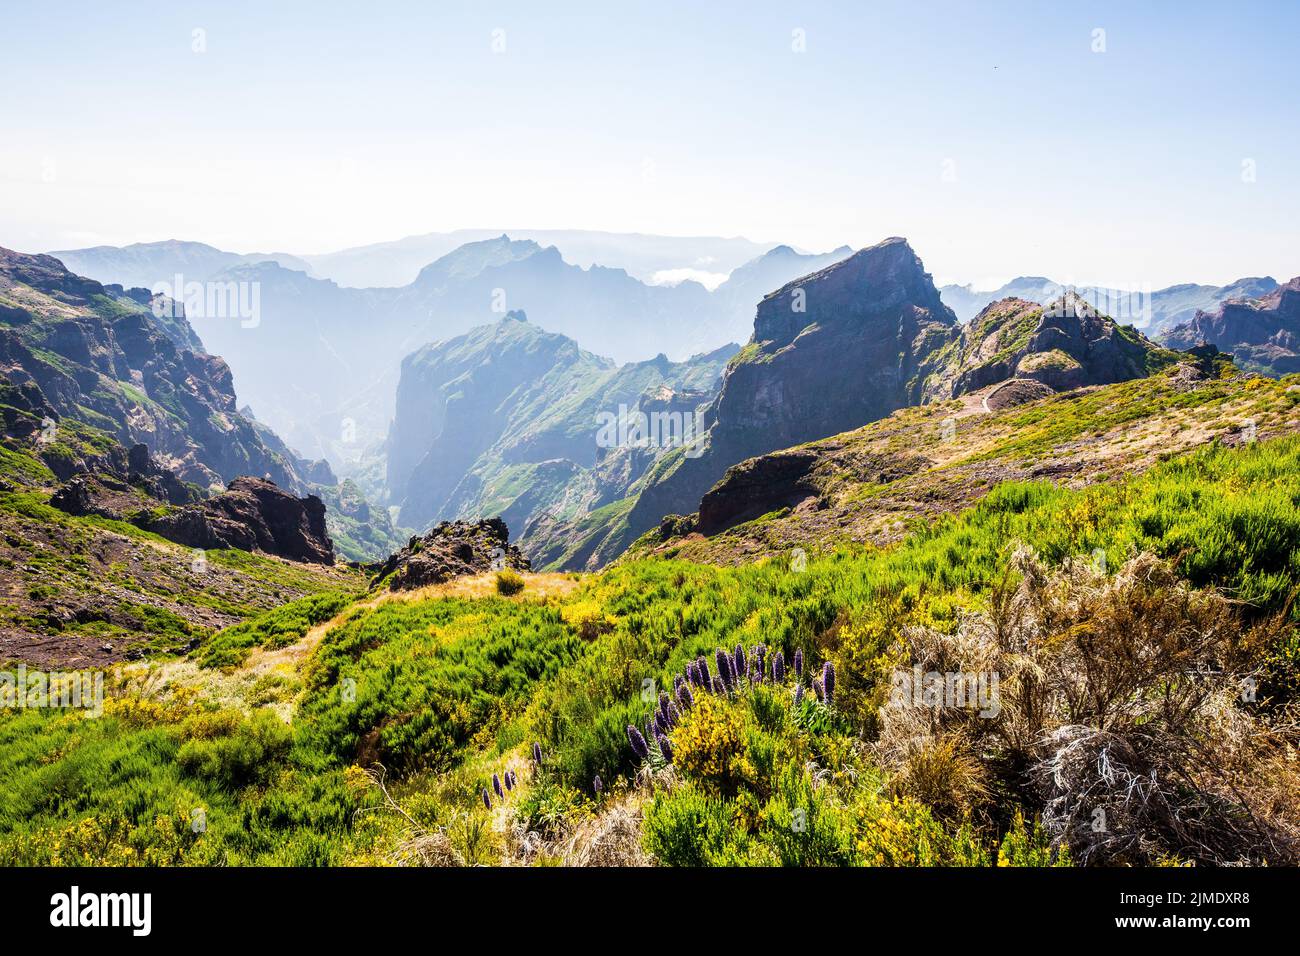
[854,796,987,866]
[671,693,751,795]
[561,600,615,640]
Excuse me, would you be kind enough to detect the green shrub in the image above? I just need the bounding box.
[495,569,525,595]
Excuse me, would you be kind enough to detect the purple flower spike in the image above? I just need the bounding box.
[532,742,543,764]
[493,773,504,799]
[716,648,733,689]
[734,644,746,682]
[668,701,681,727]
[656,733,674,763]
[676,681,694,709]
[794,682,804,706]
[711,675,725,694]
[482,788,492,810]
[823,661,836,705]
[593,774,603,794]
[627,724,650,760]
[794,648,803,678]
[504,771,514,791]
[773,650,786,682]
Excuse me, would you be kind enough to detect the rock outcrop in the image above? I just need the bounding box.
[142,477,333,564]
[1162,277,1300,377]
[932,292,1175,399]
[370,517,529,591]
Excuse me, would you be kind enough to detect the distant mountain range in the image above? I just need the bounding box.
[48,240,316,290]
[939,275,1279,333]
[298,229,784,289]
[40,235,850,465]
[1163,278,1300,377]
[33,230,1298,575]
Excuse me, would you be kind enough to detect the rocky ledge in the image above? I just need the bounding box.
[144,477,333,564]
[53,466,334,564]
[370,517,530,591]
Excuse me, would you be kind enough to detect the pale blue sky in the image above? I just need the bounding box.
[1,0,1296,286]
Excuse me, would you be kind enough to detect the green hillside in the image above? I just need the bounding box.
[4,377,1297,864]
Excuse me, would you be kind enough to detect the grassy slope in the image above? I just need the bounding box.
[628,367,1300,566]
[2,415,1297,864]
[0,440,363,663]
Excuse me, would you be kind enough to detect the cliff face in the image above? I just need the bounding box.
[0,247,310,491]
[719,236,958,447]
[385,312,734,557]
[1162,278,1300,377]
[386,312,617,531]
[601,238,959,566]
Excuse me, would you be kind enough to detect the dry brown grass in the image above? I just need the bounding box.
[877,548,1300,865]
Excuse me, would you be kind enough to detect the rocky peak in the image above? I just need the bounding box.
[608,237,960,567]
[370,517,529,591]
[937,293,1175,397]
[752,236,951,346]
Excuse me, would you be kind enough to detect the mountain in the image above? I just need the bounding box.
[1139,277,1279,334]
[533,241,1192,571]
[938,277,1064,322]
[0,247,310,490]
[1162,277,1300,376]
[86,237,734,465]
[939,275,1280,332]
[302,229,782,289]
[709,244,854,345]
[47,239,314,290]
[643,347,1260,559]
[174,259,390,469]
[0,247,404,562]
[535,237,961,569]
[928,292,1177,398]
[385,311,735,549]
[44,235,853,469]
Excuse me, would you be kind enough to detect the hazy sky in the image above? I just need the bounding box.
[2,0,1297,287]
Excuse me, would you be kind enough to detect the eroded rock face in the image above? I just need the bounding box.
[936,293,1172,399]
[614,238,959,561]
[0,246,308,491]
[698,450,822,535]
[724,236,959,449]
[144,477,333,564]
[370,517,529,591]
[1162,277,1300,377]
